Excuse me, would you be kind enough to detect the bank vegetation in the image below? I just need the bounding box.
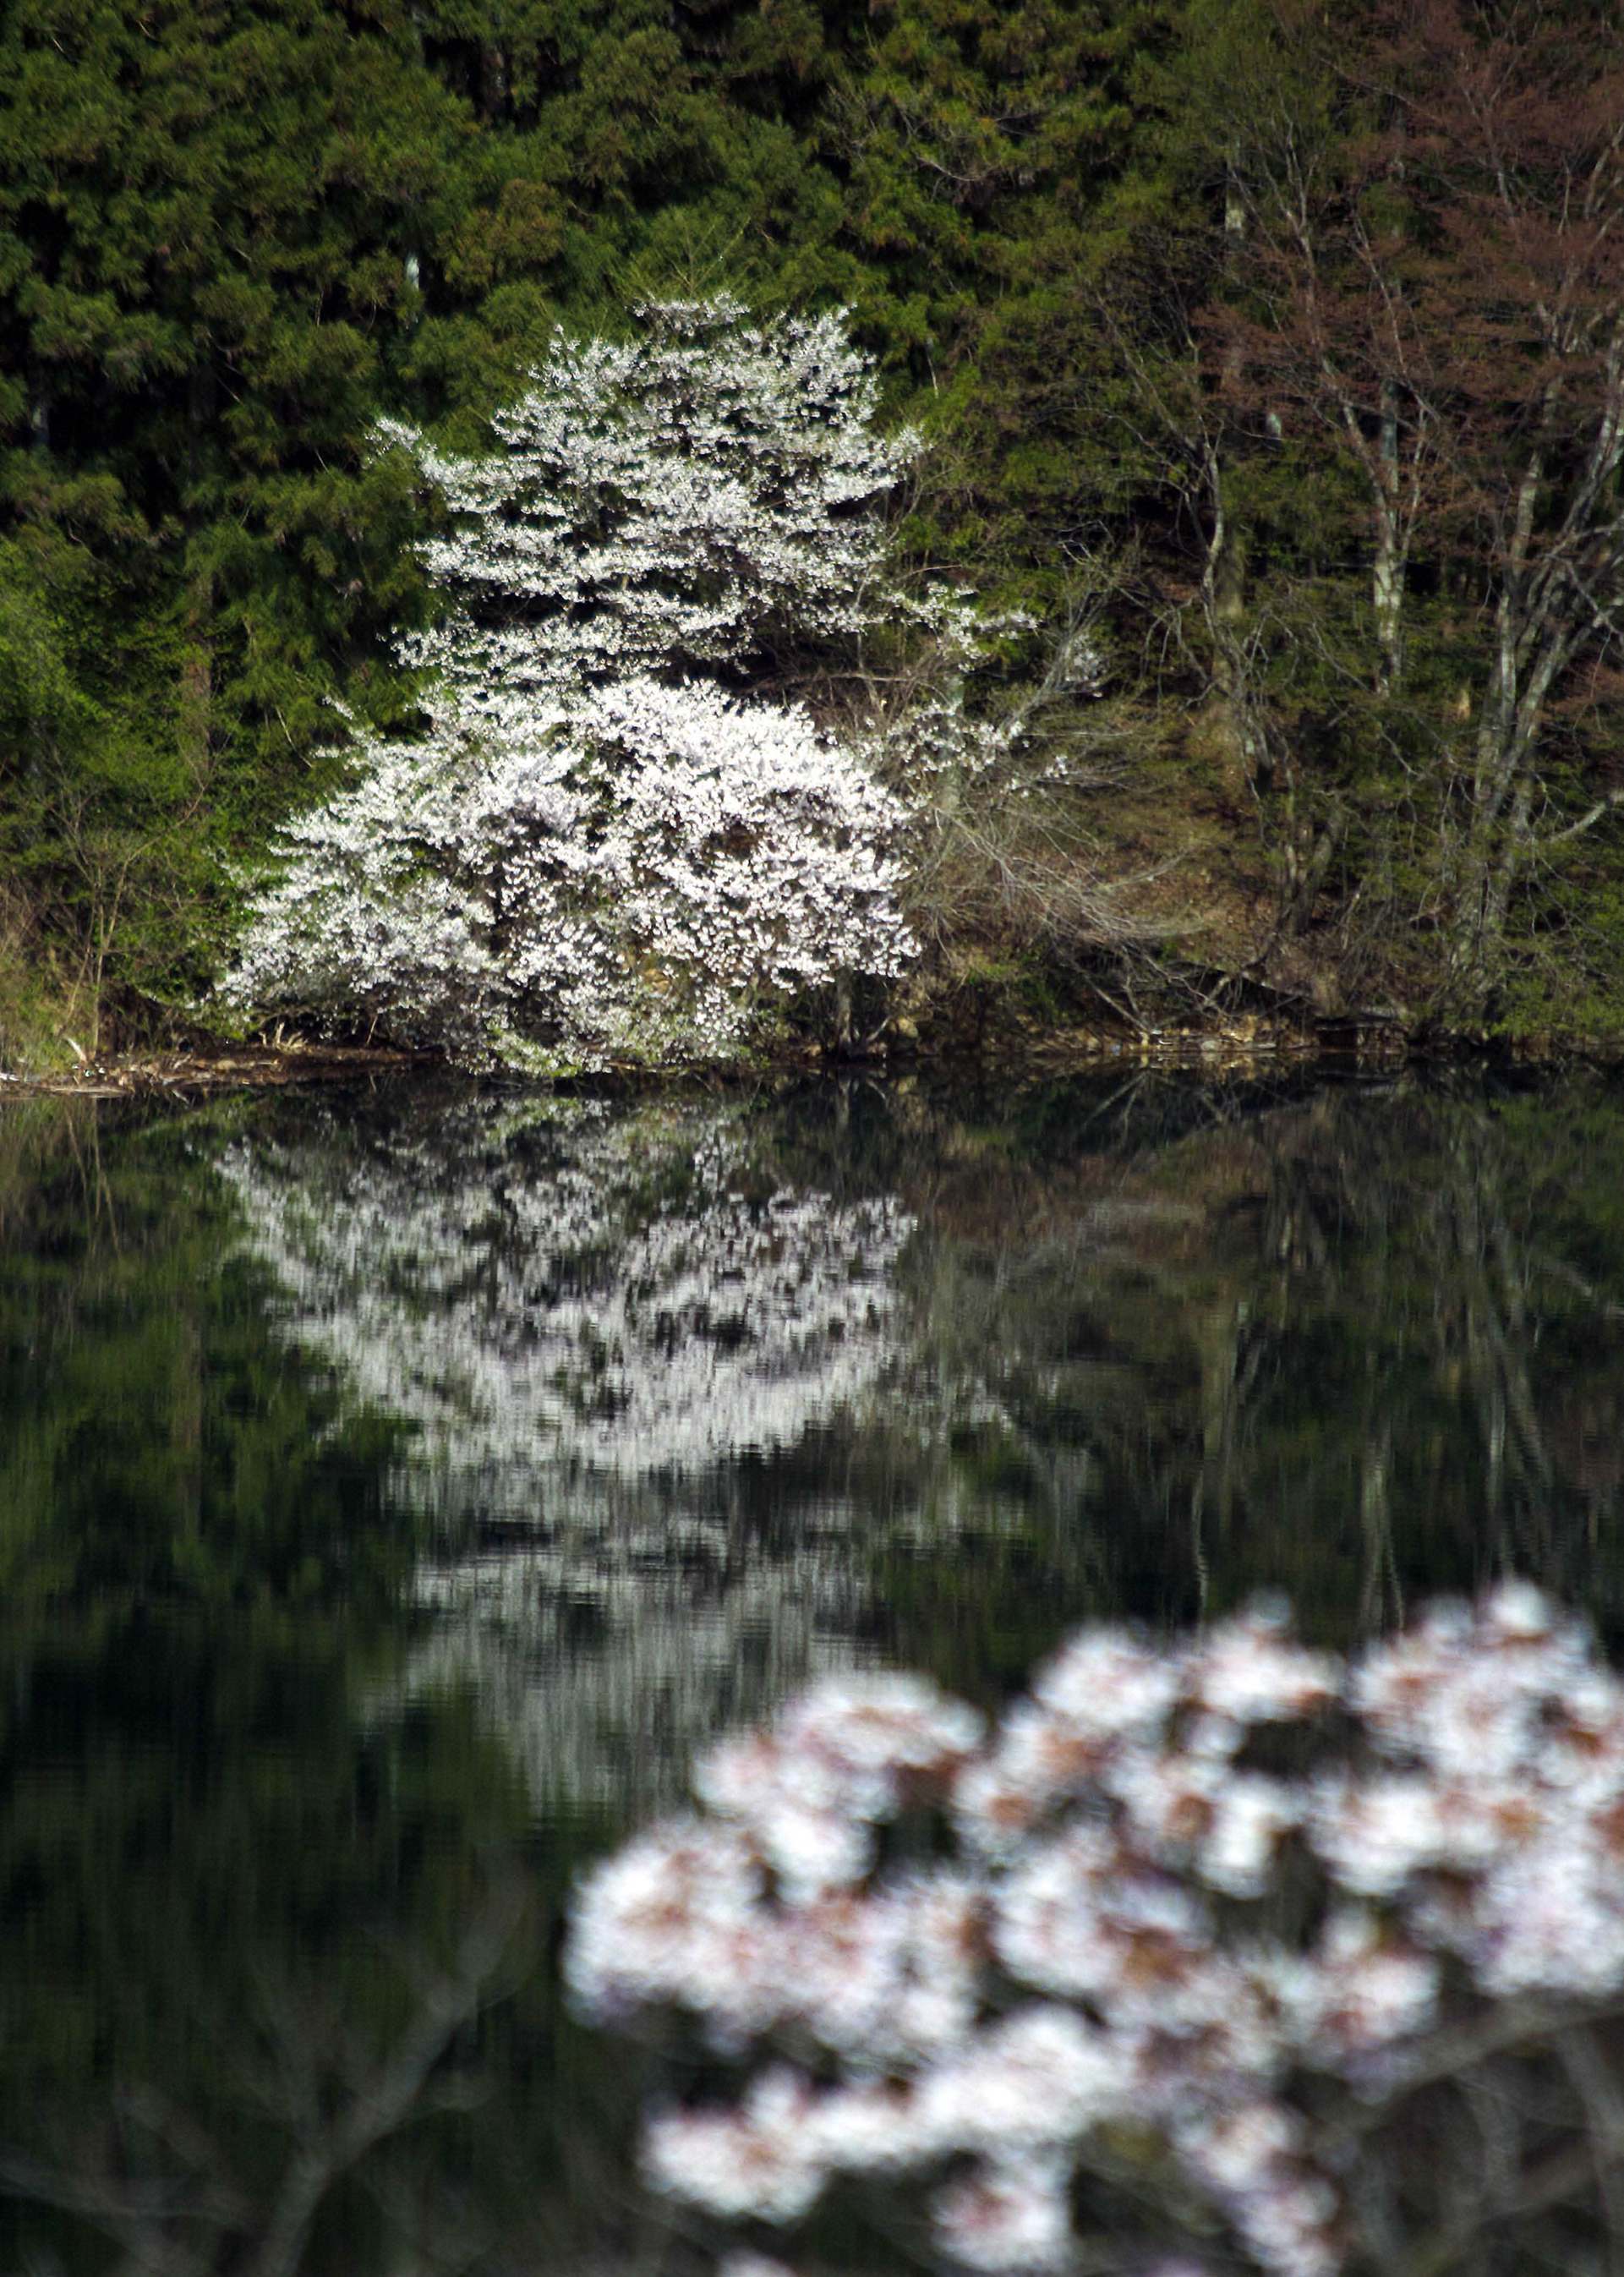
[3,0,1621,1072]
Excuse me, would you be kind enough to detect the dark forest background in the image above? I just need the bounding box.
[3,0,1622,1065]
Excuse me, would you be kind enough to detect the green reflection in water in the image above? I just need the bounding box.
[883,1072,1624,1654]
[3,1070,1624,2272]
[0,1098,635,2276]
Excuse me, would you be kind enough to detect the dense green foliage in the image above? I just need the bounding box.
[3,0,1622,1061]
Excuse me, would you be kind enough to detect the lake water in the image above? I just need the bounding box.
[4,1067,1624,2273]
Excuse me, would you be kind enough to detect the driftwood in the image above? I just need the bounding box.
[0,1042,436,1100]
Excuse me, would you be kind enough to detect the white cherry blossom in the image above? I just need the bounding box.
[570,1588,1624,2277]
[223,299,965,1069]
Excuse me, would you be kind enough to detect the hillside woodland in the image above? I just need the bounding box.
[3,0,1622,1068]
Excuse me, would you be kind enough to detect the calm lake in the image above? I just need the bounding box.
[4,1067,1624,2274]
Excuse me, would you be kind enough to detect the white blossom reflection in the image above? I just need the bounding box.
[224,1092,925,1805]
[396,1522,892,1812]
[222,1094,910,1495]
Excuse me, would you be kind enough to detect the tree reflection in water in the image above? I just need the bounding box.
[877,1072,1624,1646]
[223,1089,925,1810]
[4,1071,1624,2275]
[0,1097,624,2277]
[221,1091,912,1496]
[226,1072,1624,1784]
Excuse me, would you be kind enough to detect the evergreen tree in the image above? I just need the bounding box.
[0,0,488,1030]
[815,0,1177,593]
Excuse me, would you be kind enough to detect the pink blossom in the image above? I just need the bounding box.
[645,2071,827,2222]
[913,2006,1131,2153]
[1185,1608,1337,1731]
[572,1590,1624,2277]
[932,2154,1075,2274]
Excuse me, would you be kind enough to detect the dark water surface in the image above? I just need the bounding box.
[4,1068,1624,2274]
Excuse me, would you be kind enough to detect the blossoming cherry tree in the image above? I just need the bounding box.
[225,298,919,1069]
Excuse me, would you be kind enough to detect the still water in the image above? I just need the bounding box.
[3,1068,1624,2273]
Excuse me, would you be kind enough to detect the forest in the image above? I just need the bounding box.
[3,0,1622,1072]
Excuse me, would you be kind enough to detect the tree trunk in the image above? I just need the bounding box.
[1371,377,1403,689]
[478,41,508,123]
[180,363,216,785]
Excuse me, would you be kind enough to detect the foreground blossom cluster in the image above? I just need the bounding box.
[570,1586,1624,2277]
[224,298,935,1069]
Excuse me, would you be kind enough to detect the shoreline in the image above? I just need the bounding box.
[0,1015,1615,1103]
